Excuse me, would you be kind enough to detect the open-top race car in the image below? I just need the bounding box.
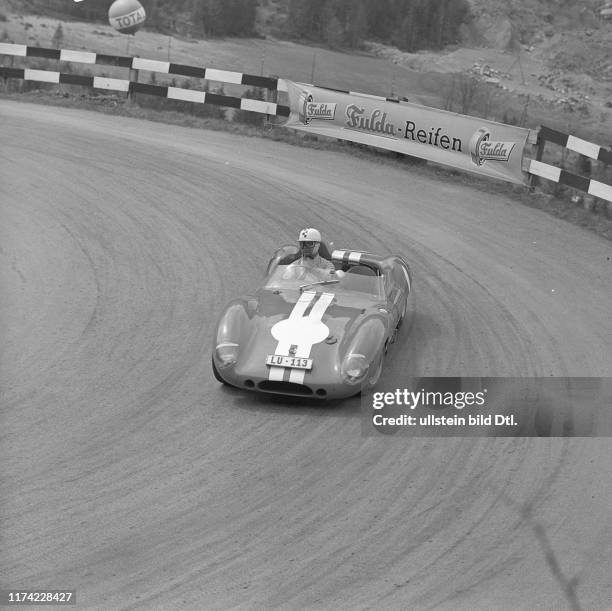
[212,244,414,399]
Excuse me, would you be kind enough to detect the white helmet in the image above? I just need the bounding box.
[298,228,322,242]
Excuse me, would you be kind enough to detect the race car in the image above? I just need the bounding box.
[212,244,414,399]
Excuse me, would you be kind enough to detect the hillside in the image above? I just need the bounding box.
[1,0,610,140]
[364,0,611,137]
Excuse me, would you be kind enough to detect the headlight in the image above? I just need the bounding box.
[215,342,239,368]
[341,353,369,384]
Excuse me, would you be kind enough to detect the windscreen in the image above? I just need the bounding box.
[264,263,384,299]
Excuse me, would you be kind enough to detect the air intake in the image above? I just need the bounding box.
[258,381,313,396]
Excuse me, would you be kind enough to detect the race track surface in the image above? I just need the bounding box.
[1,101,611,610]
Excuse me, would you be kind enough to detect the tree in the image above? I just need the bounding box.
[325,15,344,48]
[287,0,310,37]
[225,0,257,36]
[346,2,367,48]
[287,0,327,40]
[199,81,226,119]
[51,22,63,48]
[393,0,426,51]
[190,0,257,37]
[201,0,224,36]
[233,87,266,125]
[279,0,443,50]
[458,73,479,114]
[364,0,396,42]
[444,0,471,46]
[148,0,160,31]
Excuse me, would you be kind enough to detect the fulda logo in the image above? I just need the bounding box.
[298,91,336,125]
[469,127,516,166]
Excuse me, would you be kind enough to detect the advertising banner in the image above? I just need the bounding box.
[283,81,530,185]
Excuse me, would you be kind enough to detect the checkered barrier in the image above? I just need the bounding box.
[0,42,290,117]
[0,65,291,116]
[536,126,612,164]
[528,125,612,203]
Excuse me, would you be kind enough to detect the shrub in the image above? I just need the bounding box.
[51,23,64,49]
[233,87,266,126]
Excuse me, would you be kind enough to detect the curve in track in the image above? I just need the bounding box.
[1,101,611,610]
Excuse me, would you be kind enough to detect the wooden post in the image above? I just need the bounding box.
[266,74,279,125]
[1,54,13,93]
[529,127,545,192]
[128,66,138,101]
[310,53,316,85]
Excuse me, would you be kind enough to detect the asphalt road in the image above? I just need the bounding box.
[1,101,611,610]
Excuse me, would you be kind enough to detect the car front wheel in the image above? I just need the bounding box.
[367,349,385,388]
[212,357,231,386]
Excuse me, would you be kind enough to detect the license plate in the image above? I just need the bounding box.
[266,355,313,370]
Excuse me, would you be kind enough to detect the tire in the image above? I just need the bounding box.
[368,350,385,388]
[212,357,230,386]
[397,297,407,329]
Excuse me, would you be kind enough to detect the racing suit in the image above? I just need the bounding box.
[283,254,336,282]
[298,254,335,272]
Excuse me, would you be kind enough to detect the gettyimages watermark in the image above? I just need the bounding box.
[361,378,612,437]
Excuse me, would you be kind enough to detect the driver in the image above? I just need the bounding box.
[297,228,335,272]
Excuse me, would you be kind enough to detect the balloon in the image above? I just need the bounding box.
[108,0,146,35]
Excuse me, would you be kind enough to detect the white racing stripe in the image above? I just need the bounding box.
[268,291,335,384]
[268,291,316,381]
[288,292,335,384]
[331,249,362,265]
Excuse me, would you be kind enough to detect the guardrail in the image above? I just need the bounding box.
[0,42,288,92]
[1,42,611,203]
[528,125,612,204]
[0,42,289,117]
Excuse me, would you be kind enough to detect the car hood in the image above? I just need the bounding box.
[235,289,384,374]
